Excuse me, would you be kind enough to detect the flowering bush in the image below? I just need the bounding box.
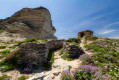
[73,65,108,80]
[61,70,74,80]
[79,54,94,65]
[61,65,109,80]
[23,64,33,73]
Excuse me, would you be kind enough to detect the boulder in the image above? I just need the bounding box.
[45,39,65,50]
[77,30,93,38]
[53,71,61,76]
[63,41,84,58]
[17,43,49,65]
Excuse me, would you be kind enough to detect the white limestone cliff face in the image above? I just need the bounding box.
[0,7,57,41]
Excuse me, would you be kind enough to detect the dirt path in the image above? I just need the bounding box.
[80,40,93,55]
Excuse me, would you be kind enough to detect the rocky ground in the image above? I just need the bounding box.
[0,39,91,80]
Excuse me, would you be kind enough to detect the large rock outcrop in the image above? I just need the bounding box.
[18,43,49,65]
[45,39,65,50]
[77,30,93,38]
[63,41,84,58]
[0,7,57,41]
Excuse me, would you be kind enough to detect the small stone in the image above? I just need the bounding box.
[50,74,55,79]
[53,71,61,76]
[63,65,70,71]
[53,64,61,68]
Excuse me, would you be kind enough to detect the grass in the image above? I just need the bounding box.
[25,38,37,42]
[0,46,7,49]
[84,39,119,79]
[62,52,73,61]
[85,35,98,40]
[0,30,3,34]
[41,39,47,42]
[41,49,56,70]
[0,49,10,55]
[68,42,80,47]
[18,76,28,80]
[0,59,15,72]
[0,74,11,80]
[59,48,63,55]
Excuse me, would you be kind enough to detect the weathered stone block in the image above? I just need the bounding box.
[45,39,65,50]
[17,43,49,65]
[63,42,84,58]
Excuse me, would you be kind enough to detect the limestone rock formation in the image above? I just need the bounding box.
[63,41,84,58]
[18,43,49,65]
[77,30,93,38]
[0,7,57,41]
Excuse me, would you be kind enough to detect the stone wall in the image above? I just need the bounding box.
[45,39,65,50]
[17,43,49,65]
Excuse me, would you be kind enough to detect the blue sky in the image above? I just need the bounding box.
[0,0,119,39]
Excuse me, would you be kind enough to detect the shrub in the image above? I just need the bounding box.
[68,38,79,43]
[61,70,74,80]
[85,35,98,40]
[0,74,11,80]
[61,65,109,80]
[3,64,15,71]
[1,49,10,55]
[62,52,73,61]
[0,30,3,34]
[0,46,7,49]
[18,76,28,80]
[79,54,94,65]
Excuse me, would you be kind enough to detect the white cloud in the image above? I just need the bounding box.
[105,21,119,29]
[109,36,119,39]
[99,30,117,34]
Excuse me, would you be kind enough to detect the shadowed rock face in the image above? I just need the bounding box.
[77,30,93,38]
[18,43,49,65]
[0,7,57,41]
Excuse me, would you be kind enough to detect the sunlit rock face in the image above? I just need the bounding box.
[0,7,57,41]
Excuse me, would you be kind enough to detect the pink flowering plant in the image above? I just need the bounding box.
[61,65,109,80]
[61,70,74,80]
[23,64,33,73]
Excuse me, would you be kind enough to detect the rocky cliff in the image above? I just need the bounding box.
[0,7,57,41]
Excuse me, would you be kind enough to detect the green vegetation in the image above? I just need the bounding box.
[85,35,98,40]
[68,42,80,47]
[0,46,7,49]
[59,48,63,55]
[68,38,79,42]
[42,49,56,70]
[0,49,10,55]
[62,52,73,61]
[0,74,11,80]
[84,39,119,79]
[18,76,28,80]
[0,30,3,34]
[0,59,15,71]
[41,39,47,42]
[25,38,37,42]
